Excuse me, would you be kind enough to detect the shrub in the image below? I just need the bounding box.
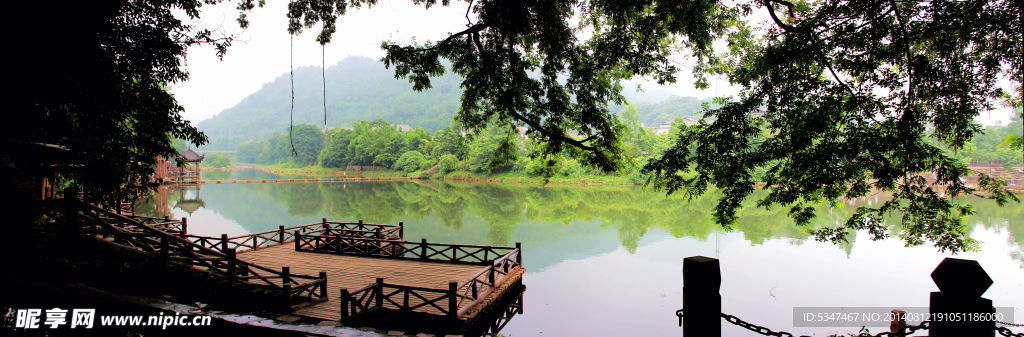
[394,151,425,173]
[438,154,458,175]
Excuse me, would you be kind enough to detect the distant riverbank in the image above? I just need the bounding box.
[236,163,638,186]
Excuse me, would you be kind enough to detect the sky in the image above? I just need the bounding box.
[169,0,733,125]
[170,0,1016,126]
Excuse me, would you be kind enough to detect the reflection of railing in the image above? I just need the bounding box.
[465,287,525,337]
[298,232,524,321]
[69,200,327,308]
[184,219,403,253]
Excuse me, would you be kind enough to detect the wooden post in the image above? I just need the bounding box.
[929,258,995,337]
[471,281,478,299]
[448,281,458,320]
[282,266,291,285]
[683,256,721,337]
[374,227,382,240]
[889,309,906,337]
[404,286,410,310]
[488,264,495,285]
[375,278,384,309]
[159,235,170,267]
[294,230,301,250]
[278,225,286,244]
[319,271,327,297]
[220,233,229,252]
[339,288,350,321]
[515,242,522,265]
[226,248,237,282]
[421,238,428,260]
[180,217,188,237]
[398,222,404,239]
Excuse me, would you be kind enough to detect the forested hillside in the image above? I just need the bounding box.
[196,56,712,150]
[197,57,463,150]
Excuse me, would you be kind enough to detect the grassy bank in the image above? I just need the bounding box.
[241,163,638,185]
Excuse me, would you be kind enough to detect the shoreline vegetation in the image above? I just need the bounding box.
[203,162,1024,193]
[223,163,638,186]
[207,115,1023,192]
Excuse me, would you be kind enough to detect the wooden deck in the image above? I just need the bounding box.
[73,206,525,331]
[238,244,490,321]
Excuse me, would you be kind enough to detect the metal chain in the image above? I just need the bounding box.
[997,326,1024,337]
[705,310,931,337]
[720,312,800,337]
[681,308,1016,336]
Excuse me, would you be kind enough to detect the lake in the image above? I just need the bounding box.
[137,169,1024,336]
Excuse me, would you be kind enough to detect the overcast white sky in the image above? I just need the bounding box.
[170,0,1015,126]
[169,0,729,125]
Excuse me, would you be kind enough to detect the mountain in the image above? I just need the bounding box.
[197,56,711,150]
[197,56,463,150]
[632,96,709,126]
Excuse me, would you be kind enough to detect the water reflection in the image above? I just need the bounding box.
[136,170,1024,336]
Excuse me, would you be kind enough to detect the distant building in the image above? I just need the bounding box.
[395,124,413,132]
[649,121,674,135]
[648,118,698,135]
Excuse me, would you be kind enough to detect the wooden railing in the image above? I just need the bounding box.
[340,278,464,320]
[453,246,522,315]
[68,200,327,308]
[294,234,516,265]
[308,233,524,321]
[184,219,402,253]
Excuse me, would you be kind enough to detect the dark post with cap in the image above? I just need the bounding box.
[929,257,995,337]
[683,256,721,337]
[339,288,350,321]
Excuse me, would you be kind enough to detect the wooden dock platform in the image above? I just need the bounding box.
[238,245,485,320]
[72,203,525,332]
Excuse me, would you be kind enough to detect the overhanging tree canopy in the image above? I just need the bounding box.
[287,0,1021,252]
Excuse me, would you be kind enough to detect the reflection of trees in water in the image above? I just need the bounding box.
[268,183,324,216]
[963,198,1024,267]
[140,177,1024,261]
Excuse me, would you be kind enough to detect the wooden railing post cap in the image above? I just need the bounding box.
[683,256,721,289]
[931,257,992,297]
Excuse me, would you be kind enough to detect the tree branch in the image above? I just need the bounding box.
[414,23,489,52]
[764,0,807,33]
[506,109,597,151]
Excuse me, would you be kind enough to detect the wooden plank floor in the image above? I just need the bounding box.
[237,244,485,321]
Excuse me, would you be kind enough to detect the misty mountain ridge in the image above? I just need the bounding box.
[197,56,707,150]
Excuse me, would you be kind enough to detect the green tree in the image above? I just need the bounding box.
[348,120,406,167]
[320,128,355,168]
[429,126,467,159]
[203,154,232,168]
[438,154,459,175]
[289,124,325,166]
[236,141,265,164]
[394,151,426,173]
[405,127,432,154]
[287,0,1021,252]
[8,1,264,203]
[643,0,1021,253]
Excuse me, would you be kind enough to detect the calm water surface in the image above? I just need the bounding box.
[138,170,1024,336]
